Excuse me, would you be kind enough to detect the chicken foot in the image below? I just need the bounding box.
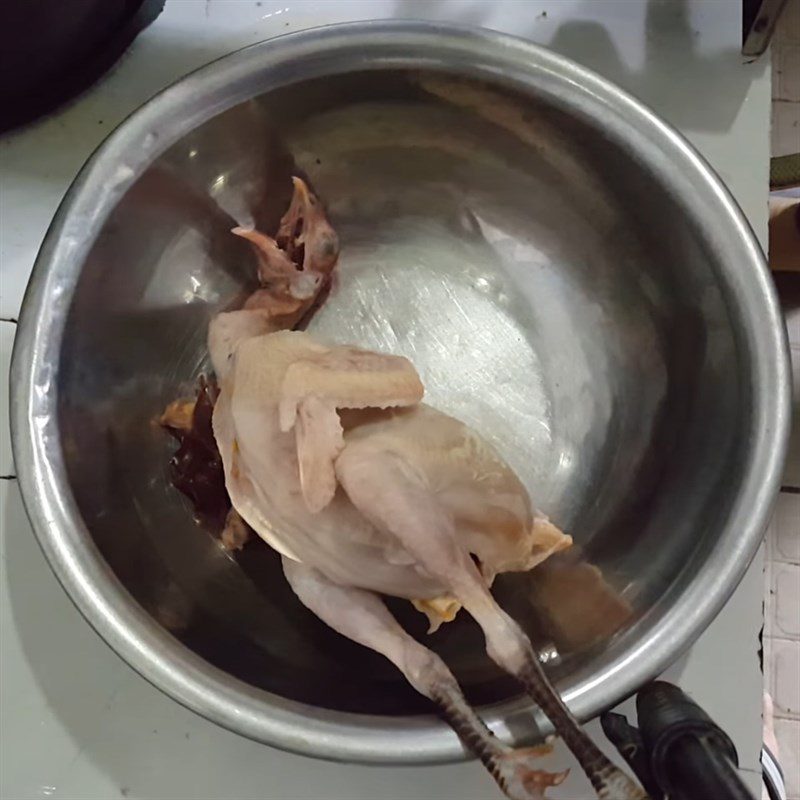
[282,557,567,800]
[336,443,648,800]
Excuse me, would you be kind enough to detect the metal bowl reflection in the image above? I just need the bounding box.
[10,22,789,763]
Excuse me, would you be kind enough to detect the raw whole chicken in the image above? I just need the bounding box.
[167,178,649,800]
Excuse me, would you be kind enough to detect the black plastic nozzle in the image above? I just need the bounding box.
[634,680,755,800]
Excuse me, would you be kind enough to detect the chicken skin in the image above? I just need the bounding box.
[167,177,648,800]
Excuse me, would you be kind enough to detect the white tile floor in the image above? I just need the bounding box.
[775,717,800,800]
[764,303,800,800]
[768,5,800,791]
[772,0,800,158]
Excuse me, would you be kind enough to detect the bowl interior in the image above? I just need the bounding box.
[57,69,742,715]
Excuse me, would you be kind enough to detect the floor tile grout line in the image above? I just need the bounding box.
[764,634,800,644]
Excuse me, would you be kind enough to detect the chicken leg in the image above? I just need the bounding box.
[282,556,567,800]
[335,442,648,800]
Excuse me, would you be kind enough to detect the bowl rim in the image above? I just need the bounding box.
[10,19,791,764]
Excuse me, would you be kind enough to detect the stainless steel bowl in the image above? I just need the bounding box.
[11,21,790,764]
